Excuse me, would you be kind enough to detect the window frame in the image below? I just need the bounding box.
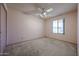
[52,18,65,35]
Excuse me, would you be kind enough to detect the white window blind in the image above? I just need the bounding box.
[52,19,64,34]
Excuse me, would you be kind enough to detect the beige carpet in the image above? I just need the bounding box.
[5,38,77,56]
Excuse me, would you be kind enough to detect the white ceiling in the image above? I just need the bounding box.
[7,3,77,17]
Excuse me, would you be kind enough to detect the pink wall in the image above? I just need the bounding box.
[7,8,45,45]
[45,11,77,44]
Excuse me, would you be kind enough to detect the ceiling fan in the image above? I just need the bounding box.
[23,7,53,18]
[37,8,53,18]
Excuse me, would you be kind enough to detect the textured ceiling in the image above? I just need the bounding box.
[7,3,77,17]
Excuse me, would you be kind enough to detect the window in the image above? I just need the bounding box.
[52,19,64,34]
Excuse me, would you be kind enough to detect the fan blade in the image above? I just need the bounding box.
[46,8,53,12]
[38,8,42,12]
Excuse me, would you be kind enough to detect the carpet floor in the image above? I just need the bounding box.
[5,38,77,56]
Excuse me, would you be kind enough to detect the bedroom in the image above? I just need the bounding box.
[0,3,78,56]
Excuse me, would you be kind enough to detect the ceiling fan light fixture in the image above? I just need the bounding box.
[43,12,46,15]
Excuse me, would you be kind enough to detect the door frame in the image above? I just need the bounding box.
[0,3,7,53]
[2,3,7,51]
